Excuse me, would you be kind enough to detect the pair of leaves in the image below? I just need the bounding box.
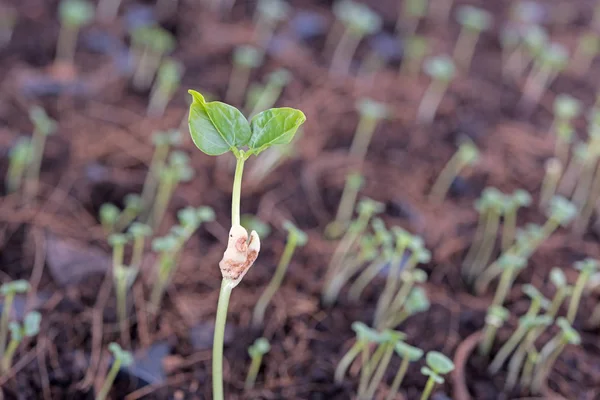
[188,90,306,157]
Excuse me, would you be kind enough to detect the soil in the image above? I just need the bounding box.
[1,0,600,399]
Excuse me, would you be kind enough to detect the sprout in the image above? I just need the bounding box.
[572,31,600,76]
[479,305,510,356]
[382,286,430,329]
[385,341,423,400]
[130,25,176,91]
[0,280,31,359]
[491,254,528,307]
[127,222,151,268]
[96,343,134,400]
[501,189,532,251]
[245,337,271,390]
[417,55,456,124]
[0,311,41,373]
[420,351,455,400]
[241,214,271,239]
[252,220,307,328]
[25,106,57,199]
[335,321,381,384]
[99,203,120,235]
[552,94,582,166]
[226,45,264,105]
[56,0,94,64]
[428,139,479,204]
[397,0,429,38]
[400,35,430,77]
[253,0,291,46]
[360,329,407,399]
[453,6,493,71]
[247,69,292,117]
[5,137,32,194]
[112,263,139,347]
[540,158,563,209]
[325,173,365,239]
[566,258,599,323]
[147,58,184,118]
[108,233,129,270]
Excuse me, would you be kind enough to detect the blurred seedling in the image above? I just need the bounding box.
[148,58,184,118]
[479,305,509,356]
[241,214,271,239]
[326,99,389,238]
[552,94,581,166]
[96,0,122,22]
[253,0,290,47]
[128,222,152,268]
[149,151,195,229]
[113,263,139,347]
[501,189,532,251]
[379,266,429,330]
[530,318,580,393]
[420,351,455,400]
[329,1,382,76]
[187,90,305,400]
[417,55,456,124]
[428,139,479,204]
[566,258,598,323]
[400,35,430,77]
[5,138,32,194]
[96,342,133,400]
[334,322,382,384]
[25,106,57,199]
[108,234,129,272]
[539,158,562,208]
[572,31,600,76]
[397,0,429,38]
[547,268,571,317]
[245,337,271,390]
[503,25,547,79]
[130,25,175,91]
[382,286,430,329]
[570,138,600,213]
[150,206,215,309]
[0,6,16,48]
[226,46,264,105]
[99,203,120,235]
[453,5,493,71]
[384,341,423,400]
[246,69,292,117]
[56,0,94,65]
[485,247,526,308]
[359,330,406,399]
[0,280,30,357]
[113,194,143,233]
[0,311,41,373]
[323,198,385,306]
[252,221,307,328]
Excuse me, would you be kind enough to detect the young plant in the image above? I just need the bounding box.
[252,221,307,328]
[226,46,264,105]
[479,305,509,356]
[253,0,290,47]
[397,0,429,37]
[491,255,527,307]
[428,139,479,204]
[329,1,382,75]
[453,5,493,71]
[130,25,176,91]
[25,106,57,199]
[360,330,405,399]
[417,55,456,124]
[5,138,31,194]
[400,35,430,77]
[113,194,143,233]
[113,264,139,347]
[334,321,382,384]
[247,69,292,117]
[501,189,532,251]
[552,94,582,166]
[147,58,184,118]
[244,337,270,390]
[108,233,129,270]
[96,0,122,22]
[385,341,423,400]
[539,158,562,208]
[383,286,430,329]
[547,267,571,318]
[420,351,455,400]
[96,342,134,400]
[127,222,152,268]
[187,90,305,400]
[56,0,94,65]
[0,280,30,358]
[503,25,547,79]
[99,203,120,235]
[566,258,599,323]
[571,31,600,76]
[1,311,41,373]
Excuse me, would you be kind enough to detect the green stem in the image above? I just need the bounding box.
[363,344,394,399]
[330,28,361,76]
[385,357,410,400]
[348,256,389,301]
[567,272,589,323]
[491,267,516,307]
[231,155,246,227]
[133,49,160,91]
[468,210,501,281]
[116,280,129,348]
[428,154,465,204]
[374,252,406,328]
[547,287,567,318]
[0,294,15,357]
[96,359,122,400]
[479,324,499,356]
[213,280,233,400]
[453,30,477,71]
[461,209,488,276]
[141,143,169,215]
[248,81,283,118]
[330,170,363,235]
[501,210,517,252]
[419,376,437,400]
[531,339,564,394]
[1,337,20,373]
[131,237,145,269]
[244,354,263,390]
[349,116,379,164]
[358,343,380,395]
[489,324,532,374]
[416,79,449,124]
[6,160,26,194]
[113,244,125,270]
[150,174,175,229]
[335,341,364,384]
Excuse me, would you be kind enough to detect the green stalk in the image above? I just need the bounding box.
[0,294,14,359]
[467,210,500,281]
[573,162,600,235]
[141,143,169,213]
[519,349,537,388]
[213,280,233,400]
[149,258,173,311]
[567,270,590,323]
[505,330,538,390]
[501,209,517,251]
[244,353,263,390]
[571,159,596,210]
[131,237,145,269]
[384,357,410,400]
[0,337,19,373]
[96,358,122,400]
[335,341,365,384]
[133,49,160,91]
[416,79,449,124]
[116,278,129,347]
[491,267,516,307]
[6,160,26,194]
[547,287,568,318]
[461,209,488,275]
[330,28,361,75]
[419,375,437,400]
[428,154,466,204]
[479,324,499,356]
[363,344,394,399]
[348,256,389,301]
[453,30,478,70]
[374,251,407,328]
[531,339,565,393]
[330,172,364,236]
[359,343,383,395]
[248,80,283,118]
[149,174,175,229]
[231,155,245,226]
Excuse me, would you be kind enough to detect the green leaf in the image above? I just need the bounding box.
[188,90,251,156]
[248,108,306,155]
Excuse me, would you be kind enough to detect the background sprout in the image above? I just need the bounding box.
[0,280,31,358]
[99,203,120,235]
[479,305,510,356]
[383,286,430,329]
[131,25,176,91]
[113,263,139,347]
[553,94,582,165]
[148,58,184,118]
[247,69,292,117]
[56,0,94,64]
[572,31,600,76]
[400,35,430,77]
[226,45,264,105]
[428,139,479,204]
[491,254,527,307]
[361,329,406,399]
[245,337,271,390]
[334,321,382,384]
[547,267,570,317]
[25,106,57,199]
[329,1,382,75]
[501,189,532,251]
[453,5,493,71]
[417,55,456,124]
[397,0,429,37]
[96,0,122,22]
[385,341,424,400]
[540,158,563,208]
[5,138,32,194]
[420,351,455,400]
[112,194,143,233]
[252,221,307,328]
[253,0,290,46]
[1,311,41,373]
[108,233,129,270]
[97,342,134,400]
[241,214,271,239]
[567,258,599,323]
[326,173,364,239]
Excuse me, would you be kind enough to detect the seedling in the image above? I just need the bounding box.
[252,221,307,328]
[491,255,527,306]
[420,351,455,400]
[428,139,479,204]
[567,258,599,323]
[113,263,139,347]
[147,58,184,118]
[96,342,133,400]
[479,305,509,356]
[108,233,129,270]
[0,6,16,47]
[130,25,176,91]
[417,55,456,124]
[453,5,493,71]
[245,337,270,389]
[241,214,271,239]
[253,0,290,47]
[334,321,383,384]
[96,0,122,22]
[25,106,57,199]
[127,222,152,268]
[187,90,305,400]
[247,69,292,117]
[379,267,429,330]
[397,0,429,38]
[112,194,143,233]
[400,35,430,77]
[530,318,580,393]
[385,341,423,400]
[383,286,430,329]
[0,311,41,373]
[552,94,582,166]
[547,268,571,318]
[5,138,32,194]
[226,46,264,105]
[56,0,94,65]
[99,203,120,235]
[503,25,547,79]
[501,189,532,251]
[571,140,600,210]
[329,1,382,75]
[539,158,562,208]
[0,280,30,359]
[360,330,406,399]
[572,31,600,76]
